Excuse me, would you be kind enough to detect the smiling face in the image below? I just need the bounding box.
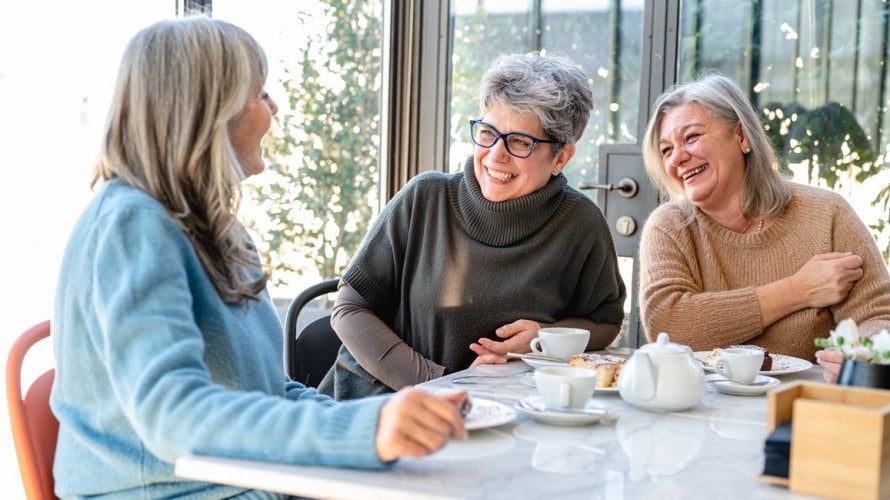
[657,103,749,214]
[229,87,278,177]
[473,102,574,202]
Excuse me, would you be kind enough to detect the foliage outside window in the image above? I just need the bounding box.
[246,0,382,290]
[449,2,644,186]
[678,0,890,261]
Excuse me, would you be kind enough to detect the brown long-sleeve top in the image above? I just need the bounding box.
[639,182,890,360]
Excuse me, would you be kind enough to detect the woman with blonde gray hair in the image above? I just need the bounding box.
[320,52,626,400]
[51,16,467,498]
[638,73,890,382]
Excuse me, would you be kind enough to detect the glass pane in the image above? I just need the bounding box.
[214,1,385,300]
[678,0,890,261]
[611,256,636,349]
[449,0,646,188]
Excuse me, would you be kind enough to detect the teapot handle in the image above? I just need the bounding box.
[628,352,656,401]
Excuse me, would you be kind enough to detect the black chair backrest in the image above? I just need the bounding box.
[284,278,341,386]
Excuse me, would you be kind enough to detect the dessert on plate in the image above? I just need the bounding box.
[569,353,625,388]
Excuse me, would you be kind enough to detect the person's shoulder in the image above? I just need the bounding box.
[559,186,608,227]
[646,202,688,226]
[399,170,452,194]
[93,180,179,232]
[393,170,455,204]
[97,179,165,211]
[787,182,853,212]
[788,182,837,200]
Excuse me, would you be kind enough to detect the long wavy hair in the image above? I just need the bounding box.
[93,16,269,303]
[641,73,791,223]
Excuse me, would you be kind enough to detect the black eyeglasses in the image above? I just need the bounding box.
[469,119,559,159]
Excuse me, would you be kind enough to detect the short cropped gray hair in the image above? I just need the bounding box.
[478,53,593,156]
[641,73,790,221]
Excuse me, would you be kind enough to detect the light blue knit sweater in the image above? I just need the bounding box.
[51,179,387,499]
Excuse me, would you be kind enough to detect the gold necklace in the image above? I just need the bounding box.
[740,213,764,233]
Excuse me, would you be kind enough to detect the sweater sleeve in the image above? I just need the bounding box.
[331,284,446,389]
[825,194,890,334]
[638,207,763,350]
[80,205,387,469]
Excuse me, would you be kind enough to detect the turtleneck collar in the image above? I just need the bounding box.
[449,156,570,247]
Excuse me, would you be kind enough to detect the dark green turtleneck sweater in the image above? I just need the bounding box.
[319,159,626,399]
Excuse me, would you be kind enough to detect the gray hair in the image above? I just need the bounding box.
[641,73,790,221]
[478,52,593,157]
[94,16,269,303]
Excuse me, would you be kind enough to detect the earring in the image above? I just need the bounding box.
[744,147,751,154]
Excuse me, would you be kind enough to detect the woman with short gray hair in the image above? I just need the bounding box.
[320,52,626,400]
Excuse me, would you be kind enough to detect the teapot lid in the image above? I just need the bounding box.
[639,332,689,355]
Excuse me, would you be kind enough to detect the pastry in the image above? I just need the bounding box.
[569,353,624,388]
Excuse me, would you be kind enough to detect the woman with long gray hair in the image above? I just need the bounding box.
[51,16,466,498]
[638,73,890,382]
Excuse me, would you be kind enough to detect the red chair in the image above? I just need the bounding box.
[6,320,58,499]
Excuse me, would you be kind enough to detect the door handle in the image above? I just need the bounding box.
[577,177,638,198]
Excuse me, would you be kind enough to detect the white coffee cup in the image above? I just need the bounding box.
[715,347,764,385]
[529,327,590,361]
[534,366,598,409]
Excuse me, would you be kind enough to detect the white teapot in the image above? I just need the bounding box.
[618,332,705,412]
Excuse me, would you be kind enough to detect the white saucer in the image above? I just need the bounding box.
[521,357,568,370]
[519,372,619,394]
[514,396,610,426]
[464,398,517,430]
[710,375,781,396]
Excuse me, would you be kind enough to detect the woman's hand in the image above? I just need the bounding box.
[468,319,542,366]
[375,388,466,462]
[815,348,845,383]
[790,252,864,308]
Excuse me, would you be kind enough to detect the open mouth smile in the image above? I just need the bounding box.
[487,167,517,182]
[681,165,706,181]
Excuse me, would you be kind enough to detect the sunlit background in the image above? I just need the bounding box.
[3,1,890,498]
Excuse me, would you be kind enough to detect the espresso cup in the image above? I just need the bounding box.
[529,327,590,361]
[534,366,598,409]
[715,347,764,385]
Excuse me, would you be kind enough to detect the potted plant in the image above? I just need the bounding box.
[815,319,890,389]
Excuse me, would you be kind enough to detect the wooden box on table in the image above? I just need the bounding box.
[763,381,890,500]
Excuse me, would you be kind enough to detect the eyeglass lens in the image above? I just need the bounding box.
[470,121,536,158]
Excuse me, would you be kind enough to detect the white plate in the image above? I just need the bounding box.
[519,372,619,393]
[693,351,813,376]
[464,398,517,430]
[514,396,609,426]
[709,375,781,396]
[521,357,568,370]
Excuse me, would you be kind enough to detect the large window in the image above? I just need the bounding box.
[449,0,646,187]
[677,0,890,259]
[214,1,386,299]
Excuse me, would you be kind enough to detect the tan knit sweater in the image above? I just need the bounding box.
[639,183,890,361]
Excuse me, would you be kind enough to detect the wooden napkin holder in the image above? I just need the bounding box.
[763,381,890,499]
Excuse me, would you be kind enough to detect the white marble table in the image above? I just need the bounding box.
[176,360,823,499]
